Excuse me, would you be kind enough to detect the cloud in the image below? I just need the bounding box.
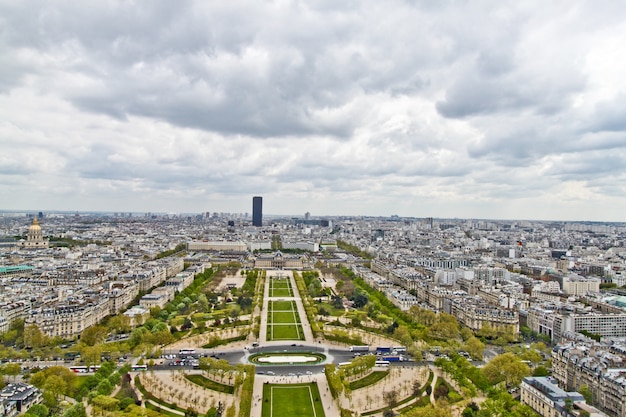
[2,1,626,221]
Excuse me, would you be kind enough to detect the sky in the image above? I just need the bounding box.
[1,1,626,222]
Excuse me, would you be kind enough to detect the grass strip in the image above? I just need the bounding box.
[185,374,235,394]
[202,334,246,348]
[349,371,389,390]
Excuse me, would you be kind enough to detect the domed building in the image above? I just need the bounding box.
[19,218,49,249]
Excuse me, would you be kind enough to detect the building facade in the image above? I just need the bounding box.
[18,218,49,249]
[552,342,626,417]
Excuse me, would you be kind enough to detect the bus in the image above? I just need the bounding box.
[132,364,148,371]
[338,362,353,367]
[393,346,407,353]
[349,346,369,352]
[179,348,196,355]
[69,366,89,373]
[375,360,390,367]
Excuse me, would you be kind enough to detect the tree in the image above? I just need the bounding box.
[91,395,119,413]
[1,363,21,381]
[108,315,131,334]
[151,322,168,333]
[413,380,423,396]
[477,323,497,339]
[481,353,530,387]
[578,384,593,404]
[429,315,460,340]
[150,329,174,346]
[464,337,485,360]
[2,318,24,346]
[519,348,542,364]
[460,327,474,341]
[24,324,48,348]
[393,326,413,347]
[96,378,113,396]
[26,404,49,417]
[462,402,479,417]
[434,383,449,400]
[384,388,399,408]
[80,325,107,346]
[230,305,241,322]
[129,327,147,347]
[62,403,86,417]
[43,375,67,402]
[80,344,102,366]
[532,366,550,377]
[409,307,436,326]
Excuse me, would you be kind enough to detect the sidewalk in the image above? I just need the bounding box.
[288,271,315,343]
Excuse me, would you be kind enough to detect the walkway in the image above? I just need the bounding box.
[251,270,323,416]
[258,270,315,345]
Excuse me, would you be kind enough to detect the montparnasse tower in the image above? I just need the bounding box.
[20,217,49,249]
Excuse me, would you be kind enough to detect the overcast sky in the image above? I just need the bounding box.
[2,1,626,221]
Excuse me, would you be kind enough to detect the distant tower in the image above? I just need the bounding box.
[252,196,263,226]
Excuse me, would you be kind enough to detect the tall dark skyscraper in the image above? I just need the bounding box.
[252,196,263,226]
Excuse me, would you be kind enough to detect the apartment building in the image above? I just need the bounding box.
[386,289,420,310]
[25,297,110,339]
[552,342,626,417]
[562,276,600,296]
[520,376,607,417]
[0,383,42,415]
[108,281,139,315]
[0,302,30,328]
[528,305,626,342]
[187,240,247,251]
[448,297,519,333]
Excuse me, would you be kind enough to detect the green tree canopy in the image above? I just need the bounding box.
[482,353,531,387]
[80,325,108,346]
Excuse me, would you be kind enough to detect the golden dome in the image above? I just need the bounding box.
[29,218,41,231]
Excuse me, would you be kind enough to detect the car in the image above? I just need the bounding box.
[267,371,275,375]
[305,371,313,375]
[288,373,296,376]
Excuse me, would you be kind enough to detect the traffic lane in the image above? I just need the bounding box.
[163,344,349,357]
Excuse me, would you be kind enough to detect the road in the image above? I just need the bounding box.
[158,343,424,375]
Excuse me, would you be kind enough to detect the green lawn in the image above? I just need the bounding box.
[267,299,304,340]
[271,300,295,310]
[316,302,345,317]
[262,383,325,417]
[270,324,304,340]
[184,374,235,394]
[272,311,301,324]
[270,287,293,297]
[270,278,293,297]
[348,371,389,390]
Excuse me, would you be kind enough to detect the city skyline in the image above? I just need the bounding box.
[2,2,626,222]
